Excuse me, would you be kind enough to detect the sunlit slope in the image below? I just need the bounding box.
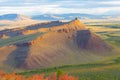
[0,18,113,70]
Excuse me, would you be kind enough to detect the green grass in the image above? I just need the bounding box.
[95,31,120,46]
[86,23,120,28]
[71,70,120,80]
[18,64,107,75]
[102,33,120,46]
[17,56,120,80]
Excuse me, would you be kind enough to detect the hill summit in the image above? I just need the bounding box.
[26,18,111,52]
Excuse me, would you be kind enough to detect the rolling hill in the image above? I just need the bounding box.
[0,14,30,21]
[0,18,113,70]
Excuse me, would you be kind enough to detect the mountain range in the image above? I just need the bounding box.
[0,13,119,21]
[0,14,31,21]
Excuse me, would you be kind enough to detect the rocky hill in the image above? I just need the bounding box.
[0,18,112,70]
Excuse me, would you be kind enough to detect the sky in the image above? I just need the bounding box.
[0,0,120,15]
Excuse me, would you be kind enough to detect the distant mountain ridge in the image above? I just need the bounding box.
[0,13,119,21]
[32,13,106,20]
[0,14,30,21]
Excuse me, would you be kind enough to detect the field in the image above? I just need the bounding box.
[0,20,120,80]
[1,57,120,80]
[18,59,120,80]
[85,22,119,45]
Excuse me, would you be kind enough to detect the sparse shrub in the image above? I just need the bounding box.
[57,69,63,78]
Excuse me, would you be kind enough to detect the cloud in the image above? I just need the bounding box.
[0,0,120,15]
[1,6,120,15]
[100,1,120,5]
[0,5,60,15]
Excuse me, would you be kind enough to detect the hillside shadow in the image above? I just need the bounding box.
[75,30,91,49]
[4,44,30,69]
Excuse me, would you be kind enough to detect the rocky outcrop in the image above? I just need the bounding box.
[1,18,113,69]
[75,30,112,52]
[15,36,43,47]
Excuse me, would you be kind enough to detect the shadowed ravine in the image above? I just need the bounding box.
[75,30,112,52]
[75,30,91,49]
[4,45,30,69]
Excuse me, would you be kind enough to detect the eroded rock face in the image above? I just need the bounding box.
[15,36,43,47]
[75,30,112,52]
[30,37,43,44]
[75,30,91,49]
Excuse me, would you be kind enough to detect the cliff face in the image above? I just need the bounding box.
[75,30,111,52]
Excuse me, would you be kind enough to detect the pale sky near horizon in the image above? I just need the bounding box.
[0,0,120,15]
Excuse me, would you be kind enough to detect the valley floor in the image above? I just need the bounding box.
[19,57,120,80]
